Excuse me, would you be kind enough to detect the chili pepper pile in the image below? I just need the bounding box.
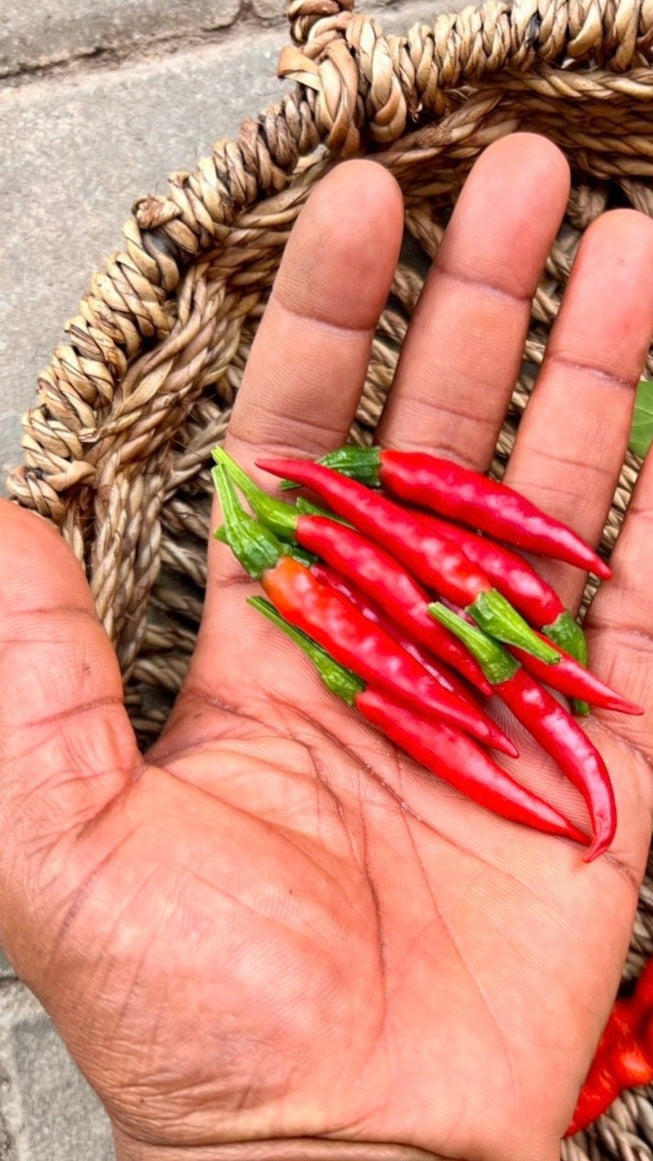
[211,445,642,862]
[210,444,651,1129]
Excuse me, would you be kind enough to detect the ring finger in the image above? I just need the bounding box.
[504,207,653,612]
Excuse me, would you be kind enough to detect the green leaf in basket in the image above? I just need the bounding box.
[630,379,653,459]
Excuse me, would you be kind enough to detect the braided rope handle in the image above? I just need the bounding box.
[8,0,653,524]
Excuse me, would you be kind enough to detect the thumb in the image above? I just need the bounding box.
[0,500,138,968]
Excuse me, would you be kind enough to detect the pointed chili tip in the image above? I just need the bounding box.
[582,826,614,863]
[500,736,520,760]
[596,558,612,581]
[572,683,643,716]
[606,696,645,717]
[477,716,520,759]
[626,701,645,716]
[257,456,295,475]
[481,722,520,759]
[552,813,592,849]
[258,456,309,492]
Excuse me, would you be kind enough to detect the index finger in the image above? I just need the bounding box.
[224,159,405,477]
[181,161,405,713]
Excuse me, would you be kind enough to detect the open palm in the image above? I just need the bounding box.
[2,135,653,1161]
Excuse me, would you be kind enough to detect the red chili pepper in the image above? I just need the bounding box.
[266,557,517,754]
[430,604,617,861]
[212,463,516,755]
[296,485,591,715]
[256,456,563,666]
[310,561,485,705]
[441,526,591,717]
[434,520,589,659]
[509,635,642,716]
[438,521,565,623]
[297,471,591,682]
[567,960,653,1134]
[215,449,492,696]
[248,595,589,848]
[318,446,612,580]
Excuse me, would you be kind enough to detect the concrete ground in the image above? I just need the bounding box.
[0,2,442,1158]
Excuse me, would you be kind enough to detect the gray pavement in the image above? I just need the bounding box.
[0,0,429,481]
[1,22,290,478]
[1,0,241,79]
[0,981,113,1161]
[0,2,439,1158]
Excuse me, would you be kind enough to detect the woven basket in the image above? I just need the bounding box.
[7,0,653,1154]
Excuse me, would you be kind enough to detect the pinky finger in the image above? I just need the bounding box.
[584,446,653,758]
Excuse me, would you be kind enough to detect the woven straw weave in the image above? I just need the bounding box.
[7,0,653,1154]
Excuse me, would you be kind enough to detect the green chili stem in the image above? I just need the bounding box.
[543,610,590,715]
[213,449,299,542]
[211,463,282,579]
[428,603,519,685]
[248,597,364,705]
[215,522,316,569]
[469,589,561,665]
[544,610,588,665]
[318,445,383,487]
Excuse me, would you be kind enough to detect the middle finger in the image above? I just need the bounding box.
[377,133,571,467]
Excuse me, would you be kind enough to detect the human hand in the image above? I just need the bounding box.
[1,134,653,1161]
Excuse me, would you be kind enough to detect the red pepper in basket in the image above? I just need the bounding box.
[215,449,491,695]
[212,463,515,755]
[248,595,588,849]
[256,456,563,667]
[318,445,611,580]
[429,604,617,861]
[567,960,653,1134]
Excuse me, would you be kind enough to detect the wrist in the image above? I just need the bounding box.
[114,1133,448,1161]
